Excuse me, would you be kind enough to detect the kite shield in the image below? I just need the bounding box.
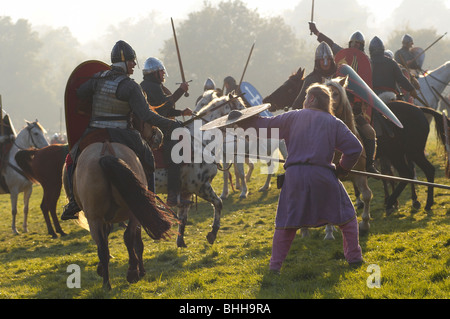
[64,60,110,149]
[336,64,403,128]
[240,82,273,117]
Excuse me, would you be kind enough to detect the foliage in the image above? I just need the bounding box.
[0,133,448,300]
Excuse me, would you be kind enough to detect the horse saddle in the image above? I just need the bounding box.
[79,129,111,152]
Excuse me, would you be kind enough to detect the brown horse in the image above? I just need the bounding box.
[15,144,69,238]
[72,129,174,290]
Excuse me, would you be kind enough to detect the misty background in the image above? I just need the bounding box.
[1,0,449,136]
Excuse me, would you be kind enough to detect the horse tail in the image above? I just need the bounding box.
[419,106,447,147]
[98,155,174,240]
[14,149,39,184]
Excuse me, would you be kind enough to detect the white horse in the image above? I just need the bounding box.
[0,120,49,234]
[416,61,450,113]
[154,93,247,248]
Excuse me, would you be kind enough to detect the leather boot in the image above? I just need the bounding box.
[61,162,81,220]
[364,138,380,174]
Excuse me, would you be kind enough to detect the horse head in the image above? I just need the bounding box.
[16,120,49,149]
[194,89,220,114]
[263,67,305,111]
[324,76,357,134]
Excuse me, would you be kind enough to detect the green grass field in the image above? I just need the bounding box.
[0,134,448,300]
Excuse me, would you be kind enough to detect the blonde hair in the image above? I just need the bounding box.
[304,83,333,115]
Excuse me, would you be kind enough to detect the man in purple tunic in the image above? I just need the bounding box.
[241,83,364,273]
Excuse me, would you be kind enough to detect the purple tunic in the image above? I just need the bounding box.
[244,108,362,229]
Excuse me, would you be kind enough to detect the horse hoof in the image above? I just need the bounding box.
[206,232,216,245]
[127,270,140,284]
[324,234,335,240]
[103,282,112,291]
[177,237,187,248]
[259,186,269,192]
[386,207,396,216]
[412,201,421,210]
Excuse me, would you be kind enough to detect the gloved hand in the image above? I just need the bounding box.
[309,22,319,35]
[335,163,350,178]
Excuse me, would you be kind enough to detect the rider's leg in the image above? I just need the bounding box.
[61,152,81,220]
[358,121,379,174]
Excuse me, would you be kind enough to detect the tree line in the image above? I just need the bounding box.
[1,0,449,134]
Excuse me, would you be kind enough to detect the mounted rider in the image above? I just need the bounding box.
[196,78,219,104]
[140,57,193,207]
[223,76,239,95]
[370,37,418,100]
[369,36,419,138]
[292,42,336,109]
[61,40,181,220]
[307,23,379,174]
[394,34,422,74]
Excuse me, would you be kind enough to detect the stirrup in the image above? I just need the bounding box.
[61,201,81,220]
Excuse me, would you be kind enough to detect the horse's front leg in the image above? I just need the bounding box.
[245,160,254,182]
[220,169,230,199]
[198,183,223,245]
[10,192,19,235]
[235,162,248,198]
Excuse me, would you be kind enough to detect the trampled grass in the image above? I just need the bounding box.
[0,134,448,300]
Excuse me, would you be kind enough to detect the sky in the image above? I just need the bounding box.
[3,0,445,44]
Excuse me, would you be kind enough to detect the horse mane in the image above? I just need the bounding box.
[196,94,243,116]
[26,120,47,134]
[324,77,358,135]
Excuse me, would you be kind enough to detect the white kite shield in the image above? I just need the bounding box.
[200,103,271,131]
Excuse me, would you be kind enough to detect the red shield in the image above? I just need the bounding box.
[64,60,110,149]
[335,48,373,88]
[336,64,403,128]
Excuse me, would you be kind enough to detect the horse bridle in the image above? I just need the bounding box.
[13,122,42,150]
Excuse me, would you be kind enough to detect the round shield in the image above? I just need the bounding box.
[411,47,425,69]
[240,82,273,117]
[64,60,110,149]
[200,103,271,131]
